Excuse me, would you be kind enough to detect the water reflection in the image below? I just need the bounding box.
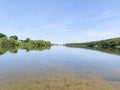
[1,45,120,56]
[0,46,120,90]
[0,46,51,55]
[65,46,120,55]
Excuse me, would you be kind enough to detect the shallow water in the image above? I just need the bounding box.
[0,46,120,90]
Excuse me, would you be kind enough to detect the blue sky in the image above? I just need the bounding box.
[0,0,120,43]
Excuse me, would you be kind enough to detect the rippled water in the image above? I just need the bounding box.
[0,46,120,90]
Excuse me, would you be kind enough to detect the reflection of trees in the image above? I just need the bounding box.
[65,37,120,55]
[82,47,120,55]
[21,45,51,52]
[0,33,51,55]
[66,45,120,55]
[0,47,8,55]
[0,47,18,55]
[0,45,51,55]
[8,47,18,54]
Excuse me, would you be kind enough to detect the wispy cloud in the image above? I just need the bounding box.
[74,11,120,24]
[82,29,120,37]
[44,11,120,31]
[43,24,70,33]
[43,24,56,29]
[42,10,120,35]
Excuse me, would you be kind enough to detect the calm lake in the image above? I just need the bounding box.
[0,46,120,90]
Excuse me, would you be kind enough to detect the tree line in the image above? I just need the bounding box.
[65,37,120,55]
[0,33,51,49]
[65,37,120,48]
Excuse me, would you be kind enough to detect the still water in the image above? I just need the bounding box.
[0,46,120,90]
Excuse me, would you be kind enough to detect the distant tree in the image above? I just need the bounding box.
[26,38,30,42]
[0,33,7,38]
[9,35,18,40]
[22,38,31,43]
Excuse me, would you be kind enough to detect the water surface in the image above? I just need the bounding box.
[0,46,120,90]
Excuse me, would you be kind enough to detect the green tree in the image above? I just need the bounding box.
[9,35,18,40]
[23,38,30,43]
[0,37,9,47]
[0,33,7,38]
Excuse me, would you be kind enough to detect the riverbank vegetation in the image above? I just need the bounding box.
[65,37,120,48]
[65,37,120,55]
[0,33,51,54]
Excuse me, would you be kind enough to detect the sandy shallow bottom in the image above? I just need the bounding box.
[0,69,120,90]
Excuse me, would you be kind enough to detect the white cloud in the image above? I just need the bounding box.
[82,29,120,38]
[43,11,120,32]
[43,23,71,33]
[38,10,120,38]
[43,24,56,29]
[60,11,120,26]
[77,11,120,24]
[54,29,70,33]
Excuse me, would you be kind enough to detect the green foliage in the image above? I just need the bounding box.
[0,33,51,55]
[0,37,19,47]
[22,38,30,43]
[65,37,120,48]
[9,35,18,40]
[65,37,120,55]
[0,33,7,38]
